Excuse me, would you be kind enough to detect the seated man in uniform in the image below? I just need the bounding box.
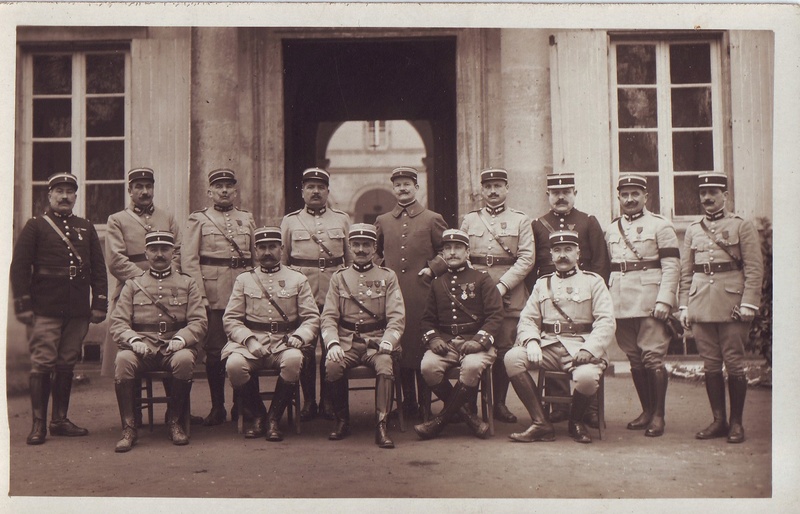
[222,227,320,441]
[414,229,503,440]
[506,230,615,444]
[321,224,405,449]
[110,231,207,452]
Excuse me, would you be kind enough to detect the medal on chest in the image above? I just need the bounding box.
[460,284,468,300]
[365,281,374,296]
[500,222,507,235]
[279,280,287,296]
[169,287,180,305]
[636,226,643,240]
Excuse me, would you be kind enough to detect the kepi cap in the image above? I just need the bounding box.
[617,173,648,191]
[145,230,175,247]
[302,167,330,185]
[128,167,155,185]
[442,229,470,247]
[349,223,377,242]
[47,172,78,190]
[549,230,580,247]
[480,167,508,184]
[546,173,576,189]
[698,173,728,190]
[390,167,418,183]
[208,168,237,185]
[254,226,282,245]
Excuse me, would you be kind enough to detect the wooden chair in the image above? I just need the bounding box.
[422,365,494,436]
[135,371,191,435]
[345,356,406,432]
[236,368,302,435]
[537,369,606,440]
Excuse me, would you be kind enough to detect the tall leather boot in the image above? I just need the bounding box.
[202,359,227,426]
[492,358,517,423]
[400,367,419,418]
[114,379,138,453]
[167,378,192,445]
[416,370,433,421]
[508,372,555,442]
[695,372,729,439]
[241,375,266,438]
[568,391,594,444]
[645,367,667,437]
[414,380,471,440]
[328,377,351,440]
[163,377,203,426]
[727,373,748,444]
[266,377,295,442]
[319,346,335,420]
[375,374,395,449]
[299,346,317,421]
[626,367,652,430]
[458,386,490,439]
[49,371,88,437]
[27,372,51,445]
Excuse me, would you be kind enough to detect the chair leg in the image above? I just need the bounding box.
[482,367,495,436]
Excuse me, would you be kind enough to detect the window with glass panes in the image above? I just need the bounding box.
[609,38,724,219]
[25,49,129,225]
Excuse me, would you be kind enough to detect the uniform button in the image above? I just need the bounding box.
[401,270,406,273]
[158,313,163,317]
[360,274,365,278]
[709,272,714,276]
[401,258,406,261]
[402,234,406,238]
[158,286,163,290]
[709,279,715,284]
[401,246,405,249]
[452,316,457,320]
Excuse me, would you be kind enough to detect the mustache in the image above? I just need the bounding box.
[702,200,715,205]
[354,252,369,257]
[556,257,570,264]
[556,199,568,205]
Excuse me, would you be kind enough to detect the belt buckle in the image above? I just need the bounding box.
[618,261,627,273]
[319,258,327,270]
[486,255,494,267]
[553,320,561,335]
[158,321,167,333]
[69,265,77,278]
[231,257,239,268]
[270,321,279,333]
[354,322,362,335]
[451,324,459,335]
[703,262,712,274]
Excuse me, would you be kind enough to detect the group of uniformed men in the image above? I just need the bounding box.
[10,163,763,452]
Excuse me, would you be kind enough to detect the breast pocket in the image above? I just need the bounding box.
[466,226,485,238]
[243,286,266,317]
[635,230,659,257]
[168,295,188,307]
[327,228,346,249]
[606,232,625,260]
[291,230,311,242]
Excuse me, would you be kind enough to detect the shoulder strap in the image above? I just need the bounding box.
[538,217,557,234]
[201,210,246,260]
[339,273,381,320]
[124,208,150,231]
[440,279,480,322]
[130,278,178,323]
[292,214,335,257]
[42,214,83,267]
[248,270,290,322]
[546,275,574,323]
[477,211,515,257]
[616,218,644,260]
[699,218,743,269]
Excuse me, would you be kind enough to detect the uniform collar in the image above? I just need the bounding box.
[149,268,172,279]
[556,267,578,279]
[448,264,467,274]
[550,208,573,218]
[623,210,645,222]
[132,203,155,216]
[261,263,281,273]
[485,204,506,216]
[353,262,374,272]
[214,204,234,212]
[306,206,327,216]
[705,208,726,221]
[392,200,423,218]
[47,208,73,219]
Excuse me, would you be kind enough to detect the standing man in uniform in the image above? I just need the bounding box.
[321,224,405,448]
[460,167,534,424]
[102,168,182,378]
[679,173,763,443]
[183,168,255,426]
[222,227,320,441]
[375,166,448,420]
[11,172,108,445]
[281,167,352,421]
[414,229,503,440]
[525,172,610,426]
[110,231,207,452]
[507,230,616,444]
[605,174,681,437]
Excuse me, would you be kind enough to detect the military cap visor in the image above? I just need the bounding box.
[209,168,237,185]
[254,227,282,244]
[302,168,330,185]
[442,229,470,247]
[47,173,79,190]
[480,168,508,183]
[349,223,378,242]
[549,230,580,246]
[127,167,155,184]
[390,167,419,183]
[145,231,175,247]
[546,173,576,189]
[617,174,648,191]
[698,173,728,190]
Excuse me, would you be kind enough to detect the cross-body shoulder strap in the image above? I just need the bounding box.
[201,210,246,260]
[130,278,179,323]
[248,270,290,322]
[42,214,83,267]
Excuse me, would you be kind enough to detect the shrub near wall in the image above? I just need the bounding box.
[748,217,773,365]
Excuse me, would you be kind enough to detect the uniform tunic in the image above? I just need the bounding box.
[320,263,405,380]
[679,210,763,374]
[508,269,615,395]
[419,266,503,387]
[375,201,448,368]
[222,265,320,384]
[10,209,108,372]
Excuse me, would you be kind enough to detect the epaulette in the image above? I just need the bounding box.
[235,207,251,213]
[177,271,193,278]
[191,207,209,214]
[468,208,481,214]
[285,209,302,217]
[580,270,602,279]
[539,271,556,280]
[286,264,302,272]
[509,208,528,215]
[333,267,348,275]
[650,212,667,220]
[378,265,393,273]
[611,215,622,222]
[330,207,348,216]
[689,217,703,226]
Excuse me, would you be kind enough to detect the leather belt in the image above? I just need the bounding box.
[542,321,593,335]
[289,256,345,269]
[127,253,147,263]
[34,265,88,278]
[131,321,187,334]
[200,256,250,268]
[610,259,661,272]
[438,322,482,336]
[693,262,740,274]
[244,319,300,333]
[469,255,516,267]
[340,319,387,334]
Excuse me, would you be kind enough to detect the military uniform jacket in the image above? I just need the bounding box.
[605,209,681,318]
[461,205,534,316]
[679,210,763,323]
[529,208,610,284]
[106,204,182,302]
[110,268,207,355]
[281,206,353,306]
[421,266,503,346]
[10,209,108,317]
[320,264,405,353]
[221,265,320,360]
[182,206,255,309]
[517,270,616,362]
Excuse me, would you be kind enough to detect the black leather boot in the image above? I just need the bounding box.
[202,359,227,426]
[583,395,601,429]
[163,377,203,426]
[727,373,748,444]
[568,391,594,444]
[492,357,517,424]
[626,367,652,430]
[696,372,729,439]
[400,367,419,418]
[375,374,395,449]
[27,372,50,445]
[459,389,490,439]
[299,345,318,421]
[114,379,138,453]
[49,371,88,437]
[414,380,470,440]
[645,367,667,437]
[319,346,335,420]
[328,377,351,440]
[508,372,555,442]
[240,375,266,438]
[266,376,296,442]
[167,378,192,445]
[416,370,433,421]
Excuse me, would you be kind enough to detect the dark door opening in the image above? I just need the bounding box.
[283,37,458,227]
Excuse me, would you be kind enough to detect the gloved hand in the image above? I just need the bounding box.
[429,337,448,356]
[131,341,150,356]
[461,340,484,356]
[573,349,593,366]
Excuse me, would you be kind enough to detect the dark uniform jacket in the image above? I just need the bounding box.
[421,265,503,349]
[10,209,107,317]
[526,208,610,289]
